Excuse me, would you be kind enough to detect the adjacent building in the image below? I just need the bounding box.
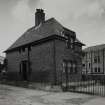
[0,56,4,64]
[5,9,84,85]
[82,44,105,80]
[0,56,5,73]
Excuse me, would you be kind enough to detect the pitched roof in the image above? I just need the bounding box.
[5,18,84,52]
[83,44,105,52]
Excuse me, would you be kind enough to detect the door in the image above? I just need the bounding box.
[21,61,28,81]
[62,61,69,89]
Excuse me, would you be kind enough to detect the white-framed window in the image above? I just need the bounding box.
[62,62,66,73]
[72,63,76,73]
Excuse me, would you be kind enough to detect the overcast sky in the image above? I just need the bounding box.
[0,0,105,56]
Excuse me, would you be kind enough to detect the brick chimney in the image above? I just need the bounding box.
[35,9,45,26]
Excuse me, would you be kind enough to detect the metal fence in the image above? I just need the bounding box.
[62,75,105,97]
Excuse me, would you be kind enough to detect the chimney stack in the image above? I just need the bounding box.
[35,9,45,26]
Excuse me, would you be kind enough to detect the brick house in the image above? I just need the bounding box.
[5,9,84,85]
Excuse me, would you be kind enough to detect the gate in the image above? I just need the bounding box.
[61,60,105,96]
[62,73,105,97]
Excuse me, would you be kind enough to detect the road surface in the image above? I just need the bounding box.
[0,84,105,105]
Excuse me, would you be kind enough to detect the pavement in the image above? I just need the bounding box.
[0,84,105,105]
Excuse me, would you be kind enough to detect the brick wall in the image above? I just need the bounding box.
[6,51,21,80]
[55,40,82,84]
[6,40,55,84]
[6,39,82,84]
[29,41,55,84]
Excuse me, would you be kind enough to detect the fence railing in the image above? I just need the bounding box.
[62,77,105,97]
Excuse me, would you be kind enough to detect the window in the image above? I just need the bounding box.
[66,39,70,48]
[94,67,97,72]
[82,64,85,67]
[73,63,77,73]
[71,38,74,44]
[28,46,31,51]
[66,37,74,49]
[98,56,100,63]
[22,47,25,52]
[19,49,21,54]
[98,67,100,72]
[62,62,66,73]
[94,56,100,63]
[94,57,97,63]
[89,63,91,69]
[62,60,77,74]
[94,67,101,73]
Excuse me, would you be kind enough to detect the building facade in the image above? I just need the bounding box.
[82,44,105,80]
[5,9,84,85]
[0,56,5,72]
[0,56,4,65]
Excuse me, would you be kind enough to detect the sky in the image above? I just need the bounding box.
[0,0,105,56]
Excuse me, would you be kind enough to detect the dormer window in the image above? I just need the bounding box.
[71,37,74,44]
[61,30,75,49]
[66,35,75,49]
[66,39,70,48]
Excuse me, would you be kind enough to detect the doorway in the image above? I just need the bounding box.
[21,61,28,81]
